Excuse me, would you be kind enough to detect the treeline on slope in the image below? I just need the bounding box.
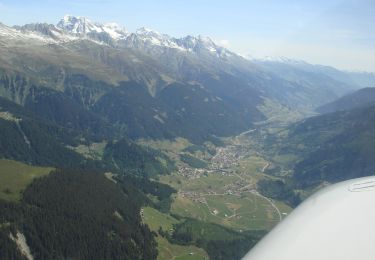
[0,170,158,259]
[159,218,265,260]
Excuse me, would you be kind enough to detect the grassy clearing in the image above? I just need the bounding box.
[138,138,191,155]
[0,222,11,229]
[171,196,212,222]
[272,154,299,165]
[0,159,53,201]
[142,207,208,260]
[143,206,180,232]
[0,111,18,121]
[157,237,208,260]
[70,141,107,160]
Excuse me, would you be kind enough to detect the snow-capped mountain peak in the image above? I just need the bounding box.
[57,15,96,34]
[136,27,161,36]
[132,26,187,50]
[135,27,172,43]
[196,35,218,52]
[57,15,128,40]
[197,35,215,45]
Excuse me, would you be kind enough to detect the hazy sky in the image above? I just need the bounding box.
[1,0,374,72]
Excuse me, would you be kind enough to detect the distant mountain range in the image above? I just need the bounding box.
[253,57,375,89]
[1,15,375,144]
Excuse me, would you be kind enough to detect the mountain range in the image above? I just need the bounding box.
[2,15,375,144]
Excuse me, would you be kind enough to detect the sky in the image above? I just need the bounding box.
[0,0,374,72]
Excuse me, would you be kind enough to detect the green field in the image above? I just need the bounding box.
[171,193,285,231]
[143,206,180,232]
[0,159,53,201]
[161,173,240,193]
[142,207,209,260]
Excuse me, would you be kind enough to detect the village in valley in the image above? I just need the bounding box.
[162,132,289,226]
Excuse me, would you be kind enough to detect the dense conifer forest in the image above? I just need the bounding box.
[0,170,158,259]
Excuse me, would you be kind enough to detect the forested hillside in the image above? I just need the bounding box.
[0,97,171,177]
[317,87,375,114]
[265,104,375,188]
[292,105,375,187]
[0,170,158,259]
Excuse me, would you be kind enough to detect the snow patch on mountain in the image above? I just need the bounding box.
[133,27,185,50]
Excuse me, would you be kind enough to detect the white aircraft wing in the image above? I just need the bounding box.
[243,176,375,260]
